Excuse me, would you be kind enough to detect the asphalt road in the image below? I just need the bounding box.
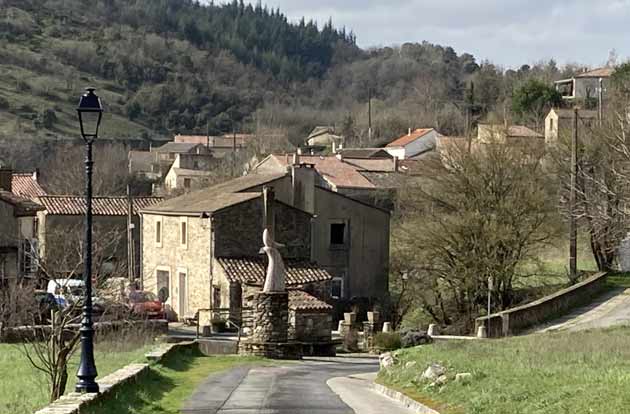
[537,288,630,332]
[181,355,416,414]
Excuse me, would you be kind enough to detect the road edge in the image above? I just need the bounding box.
[370,381,440,414]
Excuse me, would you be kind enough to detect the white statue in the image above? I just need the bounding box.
[260,228,286,292]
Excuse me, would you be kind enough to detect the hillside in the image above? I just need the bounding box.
[0,0,583,148]
[0,0,357,140]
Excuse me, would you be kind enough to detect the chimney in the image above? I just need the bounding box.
[263,186,275,238]
[394,156,399,172]
[408,128,412,136]
[0,168,12,193]
[336,152,343,161]
[297,147,303,155]
[332,141,337,154]
[293,151,300,166]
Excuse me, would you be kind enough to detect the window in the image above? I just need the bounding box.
[330,222,346,246]
[549,118,554,132]
[331,277,344,299]
[213,286,221,308]
[155,219,162,246]
[180,218,188,247]
[183,178,191,189]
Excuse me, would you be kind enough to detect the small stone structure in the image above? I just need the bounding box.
[239,225,301,359]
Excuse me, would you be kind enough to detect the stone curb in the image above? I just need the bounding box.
[370,381,440,414]
[34,341,196,414]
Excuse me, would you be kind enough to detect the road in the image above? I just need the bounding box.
[181,355,417,414]
[537,288,630,332]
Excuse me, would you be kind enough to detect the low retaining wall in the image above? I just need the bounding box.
[0,319,168,343]
[475,272,608,337]
[35,340,196,414]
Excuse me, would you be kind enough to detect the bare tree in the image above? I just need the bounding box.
[392,143,555,332]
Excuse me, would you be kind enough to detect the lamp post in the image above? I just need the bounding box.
[75,87,103,394]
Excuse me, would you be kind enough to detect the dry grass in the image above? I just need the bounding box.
[379,325,630,413]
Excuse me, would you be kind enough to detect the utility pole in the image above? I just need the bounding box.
[598,78,603,127]
[569,107,579,281]
[368,88,373,143]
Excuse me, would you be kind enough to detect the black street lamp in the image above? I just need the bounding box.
[75,87,103,394]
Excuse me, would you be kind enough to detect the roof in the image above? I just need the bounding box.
[506,125,543,138]
[338,148,392,159]
[308,126,334,139]
[575,67,615,78]
[152,142,204,154]
[360,172,408,189]
[288,290,333,311]
[171,168,214,177]
[174,134,254,148]
[141,173,287,215]
[217,256,333,286]
[11,173,46,199]
[38,196,163,216]
[386,128,435,147]
[550,109,598,119]
[265,155,376,189]
[343,158,397,172]
[0,191,44,216]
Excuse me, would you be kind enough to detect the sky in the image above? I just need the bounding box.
[216,0,630,68]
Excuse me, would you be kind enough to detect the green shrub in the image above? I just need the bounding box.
[374,332,402,351]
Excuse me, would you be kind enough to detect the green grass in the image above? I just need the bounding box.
[0,339,154,414]
[379,326,630,414]
[87,348,266,414]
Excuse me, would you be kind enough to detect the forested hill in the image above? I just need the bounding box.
[0,0,580,144]
[0,0,358,139]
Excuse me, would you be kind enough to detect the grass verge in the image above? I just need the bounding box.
[86,347,266,414]
[378,326,630,413]
[0,339,153,414]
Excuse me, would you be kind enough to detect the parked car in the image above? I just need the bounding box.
[128,291,164,319]
[46,279,105,316]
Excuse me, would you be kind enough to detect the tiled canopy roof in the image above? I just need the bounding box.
[288,290,332,311]
[12,173,46,199]
[38,196,163,216]
[217,257,333,286]
[575,67,614,78]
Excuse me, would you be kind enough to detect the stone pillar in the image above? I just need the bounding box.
[252,292,289,343]
[363,321,375,352]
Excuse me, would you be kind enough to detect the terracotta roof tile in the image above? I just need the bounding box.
[270,155,376,189]
[386,128,434,147]
[288,290,332,311]
[38,196,163,216]
[217,256,333,286]
[575,67,615,78]
[12,173,46,199]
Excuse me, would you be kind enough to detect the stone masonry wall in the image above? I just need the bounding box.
[252,292,288,343]
[289,311,332,342]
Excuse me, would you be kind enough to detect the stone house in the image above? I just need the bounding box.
[36,196,162,279]
[0,191,43,282]
[250,161,391,311]
[385,128,438,159]
[554,67,613,102]
[140,174,333,326]
[306,126,344,149]
[544,108,598,144]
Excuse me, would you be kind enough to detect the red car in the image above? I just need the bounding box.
[128,291,164,319]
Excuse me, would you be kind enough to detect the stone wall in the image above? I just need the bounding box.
[252,292,288,343]
[213,198,311,259]
[475,272,608,337]
[141,213,211,320]
[289,311,332,342]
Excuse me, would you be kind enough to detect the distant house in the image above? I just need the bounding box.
[152,142,210,163]
[306,126,344,148]
[544,108,598,144]
[555,67,614,102]
[36,196,162,279]
[385,128,438,159]
[11,171,46,200]
[477,124,543,145]
[162,153,220,193]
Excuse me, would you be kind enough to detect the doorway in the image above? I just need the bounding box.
[178,271,187,317]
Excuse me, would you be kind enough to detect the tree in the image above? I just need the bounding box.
[393,144,555,332]
[512,79,563,130]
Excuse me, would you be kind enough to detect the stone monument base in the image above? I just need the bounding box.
[239,340,302,360]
